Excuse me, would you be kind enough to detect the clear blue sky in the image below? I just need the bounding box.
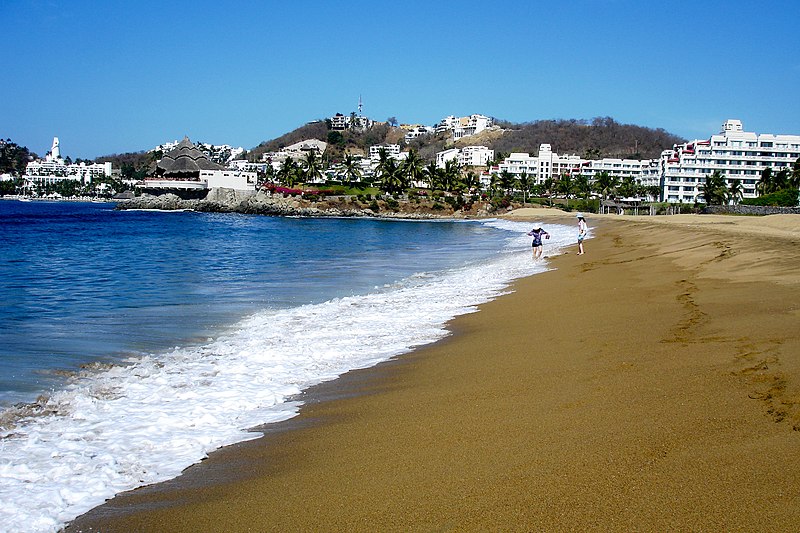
[3,0,799,159]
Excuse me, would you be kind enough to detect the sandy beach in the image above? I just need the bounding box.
[68,211,800,532]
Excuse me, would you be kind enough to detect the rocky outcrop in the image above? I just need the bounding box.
[702,205,800,215]
[116,189,463,219]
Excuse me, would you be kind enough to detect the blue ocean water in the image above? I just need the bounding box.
[0,199,574,532]
[0,201,501,405]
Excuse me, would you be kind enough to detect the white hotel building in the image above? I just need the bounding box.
[660,119,800,203]
[25,137,112,186]
[488,120,799,202]
[490,144,584,184]
[436,146,494,168]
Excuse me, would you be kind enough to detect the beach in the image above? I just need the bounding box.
[67,211,800,532]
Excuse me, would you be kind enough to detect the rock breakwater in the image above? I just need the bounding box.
[117,188,490,219]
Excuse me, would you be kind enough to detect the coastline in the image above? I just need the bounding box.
[67,212,800,531]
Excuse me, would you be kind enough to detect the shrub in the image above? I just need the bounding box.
[741,188,799,207]
[369,199,380,211]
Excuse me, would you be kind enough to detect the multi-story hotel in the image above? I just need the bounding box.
[436,146,494,168]
[490,144,583,184]
[24,137,112,186]
[487,120,799,202]
[436,114,494,141]
[660,119,800,203]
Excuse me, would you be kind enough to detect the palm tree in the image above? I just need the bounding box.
[378,158,406,194]
[302,151,323,184]
[375,148,392,180]
[341,153,362,186]
[617,176,638,199]
[543,177,555,206]
[423,162,441,191]
[557,173,575,202]
[727,179,743,205]
[442,159,463,193]
[757,167,775,195]
[791,157,800,189]
[700,170,728,205]
[403,149,425,188]
[498,170,515,196]
[489,172,504,197]
[645,185,661,202]
[774,168,791,191]
[574,173,591,200]
[278,157,300,188]
[593,171,619,211]
[516,172,532,205]
[462,171,481,195]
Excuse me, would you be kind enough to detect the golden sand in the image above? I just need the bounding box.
[68,212,800,532]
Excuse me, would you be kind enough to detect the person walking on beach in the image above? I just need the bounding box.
[576,213,587,255]
[527,227,550,260]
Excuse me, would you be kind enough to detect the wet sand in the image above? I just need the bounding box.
[68,212,800,532]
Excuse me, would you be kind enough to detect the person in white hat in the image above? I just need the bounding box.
[576,213,587,255]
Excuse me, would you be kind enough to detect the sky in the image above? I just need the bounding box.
[2,0,799,159]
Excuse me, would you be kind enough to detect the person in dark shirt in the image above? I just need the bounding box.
[527,227,550,260]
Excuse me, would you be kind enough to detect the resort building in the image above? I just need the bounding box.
[24,137,112,186]
[436,114,495,141]
[659,119,800,203]
[436,146,494,168]
[369,143,402,160]
[262,139,328,170]
[403,125,435,142]
[578,158,661,189]
[487,120,800,203]
[329,112,373,131]
[452,114,494,140]
[142,136,255,196]
[490,145,583,184]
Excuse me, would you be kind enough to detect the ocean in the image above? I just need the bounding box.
[0,200,574,532]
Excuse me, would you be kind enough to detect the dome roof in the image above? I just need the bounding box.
[156,137,223,176]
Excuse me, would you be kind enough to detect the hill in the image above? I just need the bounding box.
[491,117,685,160]
[93,116,687,169]
[246,116,685,164]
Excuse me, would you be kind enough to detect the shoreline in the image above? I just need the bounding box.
[68,212,800,531]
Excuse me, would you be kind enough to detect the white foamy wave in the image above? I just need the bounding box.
[0,221,571,533]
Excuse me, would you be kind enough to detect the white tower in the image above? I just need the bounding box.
[49,137,61,160]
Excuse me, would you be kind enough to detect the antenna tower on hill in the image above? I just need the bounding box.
[358,95,363,116]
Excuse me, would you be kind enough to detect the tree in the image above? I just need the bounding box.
[278,157,301,187]
[645,185,661,202]
[462,171,481,195]
[302,150,323,183]
[498,170,515,195]
[0,139,35,176]
[423,162,441,191]
[700,170,728,205]
[593,171,619,204]
[402,149,425,188]
[341,153,362,185]
[617,176,639,199]
[774,168,791,191]
[757,167,775,195]
[727,179,743,205]
[441,159,463,193]
[515,172,532,204]
[378,157,406,194]
[556,173,575,200]
[791,157,800,189]
[574,173,592,199]
[387,116,398,127]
